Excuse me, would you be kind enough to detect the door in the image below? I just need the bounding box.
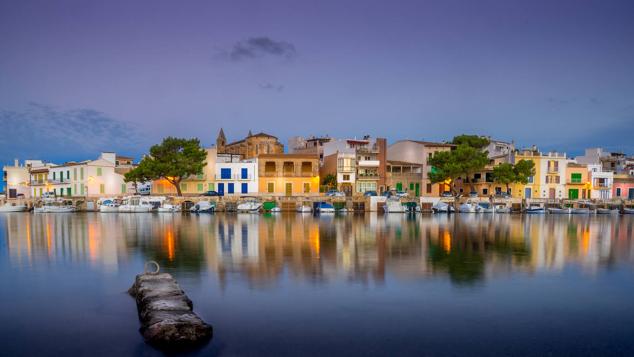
[415,183,420,196]
[396,182,403,191]
[629,188,634,200]
[524,188,532,199]
[549,188,556,199]
[285,183,292,196]
[568,189,579,200]
[218,183,224,195]
[67,187,72,197]
[228,183,234,194]
[241,183,248,194]
[8,189,17,198]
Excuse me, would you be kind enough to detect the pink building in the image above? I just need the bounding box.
[613,175,634,200]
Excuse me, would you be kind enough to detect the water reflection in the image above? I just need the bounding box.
[3,213,633,286]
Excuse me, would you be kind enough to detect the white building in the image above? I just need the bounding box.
[587,164,613,200]
[2,159,46,198]
[214,154,258,195]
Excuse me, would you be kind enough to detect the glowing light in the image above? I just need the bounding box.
[166,229,175,261]
[442,231,451,252]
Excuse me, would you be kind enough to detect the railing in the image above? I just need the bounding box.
[566,180,584,184]
[260,172,315,177]
[215,174,253,180]
[357,173,379,179]
[357,160,380,167]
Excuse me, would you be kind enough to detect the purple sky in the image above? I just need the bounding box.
[1,0,633,167]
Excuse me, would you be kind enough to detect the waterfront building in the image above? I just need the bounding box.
[257,154,320,196]
[288,135,332,164]
[387,140,455,196]
[216,128,283,159]
[454,139,516,197]
[32,152,133,198]
[2,159,46,198]
[587,164,613,200]
[321,136,387,195]
[512,147,569,199]
[386,161,423,195]
[565,163,591,200]
[152,147,216,196]
[613,174,634,200]
[576,147,630,174]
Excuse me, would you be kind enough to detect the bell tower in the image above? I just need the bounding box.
[216,128,227,152]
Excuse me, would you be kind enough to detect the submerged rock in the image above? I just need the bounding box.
[129,272,212,347]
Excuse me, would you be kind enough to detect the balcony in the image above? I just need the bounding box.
[215,174,253,180]
[357,173,379,179]
[358,160,380,167]
[566,180,585,185]
[547,167,559,174]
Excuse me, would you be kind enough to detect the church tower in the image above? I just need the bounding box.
[216,128,227,152]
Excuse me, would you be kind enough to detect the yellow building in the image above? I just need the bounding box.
[512,148,569,199]
[565,163,590,200]
[152,147,217,196]
[257,154,320,196]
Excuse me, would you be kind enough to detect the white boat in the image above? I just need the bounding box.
[190,201,215,213]
[477,202,495,213]
[459,201,479,213]
[570,207,591,214]
[297,205,313,213]
[548,207,571,214]
[494,204,511,213]
[34,199,76,213]
[237,198,262,213]
[623,207,634,214]
[384,198,406,213]
[432,201,455,213]
[158,203,181,213]
[270,206,281,213]
[316,202,335,213]
[98,198,121,213]
[525,205,545,214]
[337,207,348,213]
[596,208,619,214]
[118,196,153,213]
[0,202,27,212]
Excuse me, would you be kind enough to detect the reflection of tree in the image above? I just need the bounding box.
[428,240,485,285]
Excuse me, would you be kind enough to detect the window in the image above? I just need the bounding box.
[571,173,582,183]
[197,183,203,192]
[80,185,84,195]
[181,183,187,192]
[409,182,414,190]
[218,183,224,194]
[426,183,432,193]
[343,174,350,181]
[241,183,248,194]
[221,168,231,179]
[99,184,105,194]
[121,184,126,193]
[528,176,533,183]
[241,168,248,179]
[196,173,204,180]
[53,172,56,180]
[80,167,84,180]
[483,188,488,195]
[73,168,77,180]
[208,183,215,191]
[228,183,234,194]
[97,167,102,176]
[67,171,70,179]
[267,182,275,193]
[304,182,310,193]
[616,188,621,197]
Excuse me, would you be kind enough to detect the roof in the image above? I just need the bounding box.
[387,160,422,167]
[247,132,278,139]
[257,153,319,160]
[115,155,134,161]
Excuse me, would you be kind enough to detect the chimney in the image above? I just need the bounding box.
[14,159,19,167]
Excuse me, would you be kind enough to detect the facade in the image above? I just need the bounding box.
[564,163,590,200]
[576,147,629,174]
[512,148,570,200]
[387,140,455,196]
[613,174,634,200]
[587,164,613,200]
[386,161,423,196]
[257,154,320,196]
[30,152,132,198]
[216,129,283,159]
[2,159,45,198]
[288,135,332,164]
[321,136,387,195]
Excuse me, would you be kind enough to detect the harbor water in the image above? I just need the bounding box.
[1,212,634,356]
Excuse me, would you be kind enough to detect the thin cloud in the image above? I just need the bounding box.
[259,82,284,92]
[221,37,297,62]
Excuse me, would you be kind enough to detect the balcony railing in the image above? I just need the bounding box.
[215,174,253,180]
[357,173,379,179]
[567,180,584,185]
[260,171,315,177]
[357,160,380,167]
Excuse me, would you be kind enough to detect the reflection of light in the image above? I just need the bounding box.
[310,226,320,257]
[46,219,52,257]
[166,229,175,261]
[581,228,590,256]
[88,223,98,262]
[442,231,451,252]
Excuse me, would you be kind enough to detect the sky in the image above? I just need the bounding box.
[1,0,633,181]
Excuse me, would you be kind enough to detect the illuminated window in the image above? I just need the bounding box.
[267,182,275,193]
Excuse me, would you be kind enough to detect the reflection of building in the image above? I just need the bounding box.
[387,140,454,196]
[216,129,283,159]
[257,154,320,196]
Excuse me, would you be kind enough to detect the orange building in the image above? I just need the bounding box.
[257,154,320,196]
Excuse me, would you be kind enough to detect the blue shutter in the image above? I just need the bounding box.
[241,168,248,179]
[218,183,224,194]
[241,183,248,193]
[221,168,231,179]
[228,183,234,194]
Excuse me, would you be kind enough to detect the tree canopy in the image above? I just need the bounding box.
[124,137,207,196]
[491,159,536,192]
[451,134,490,149]
[322,173,337,189]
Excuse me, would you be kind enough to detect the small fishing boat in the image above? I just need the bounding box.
[316,202,335,213]
[98,198,121,213]
[432,201,455,213]
[494,204,511,213]
[0,202,28,212]
[237,197,262,213]
[190,201,215,213]
[596,208,619,214]
[525,204,545,214]
[548,207,570,214]
[158,203,182,213]
[34,199,76,213]
[477,202,495,213]
[384,198,406,213]
[337,207,348,213]
[118,196,153,213]
[270,206,281,213]
[459,201,479,213]
[623,207,634,214]
[296,205,313,213]
[570,207,591,214]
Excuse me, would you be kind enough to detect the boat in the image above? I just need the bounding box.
[190,201,215,213]
[34,199,76,213]
[459,201,479,213]
[525,204,545,214]
[118,196,153,213]
[0,202,27,212]
[316,202,335,213]
[432,201,455,213]
[570,207,591,214]
[337,207,348,213]
[596,208,620,214]
[270,206,281,213]
[623,207,634,214]
[237,197,262,213]
[547,207,571,214]
[384,198,406,213]
[494,204,511,213]
[158,203,182,213]
[296,205,313,213]
[98,198,121,213]
[477,202,495,213]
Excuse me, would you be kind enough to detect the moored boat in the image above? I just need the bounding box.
[190,201,215,213]
[477,202,494,213]
[296,205,313,213]
[623,207,634,214]
[432,201,455,213]
[158,203,182,213]
[34,199,76,213]
[494,204,511,213]
[118,196,153,213]
[459,201,479,213]
[0,202,28,212]
[548,207,571,214]
[384,198,406,213]
[316,202,335,213]
[596,208,619,214]
[525,204,545,214]
[237,197,262,213]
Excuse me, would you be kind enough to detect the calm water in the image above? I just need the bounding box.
[1,212,634,356]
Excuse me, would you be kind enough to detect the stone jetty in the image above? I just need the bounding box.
[128,269,212,347]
